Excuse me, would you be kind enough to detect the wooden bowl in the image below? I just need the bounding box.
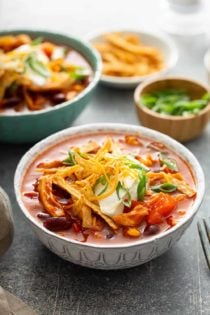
[134,77,210,142]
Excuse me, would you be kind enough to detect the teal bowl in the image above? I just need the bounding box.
[0,30,102,143]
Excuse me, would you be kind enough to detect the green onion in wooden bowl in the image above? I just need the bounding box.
[141,89,210,117]
[134,77,210,142]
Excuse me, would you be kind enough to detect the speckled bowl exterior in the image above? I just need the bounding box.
[0,30,102,143]
[14,123,205,269]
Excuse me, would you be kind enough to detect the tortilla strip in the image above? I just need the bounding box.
[95,41,142,62]
[147,172,165,185]
[51,175,117,230]
[112,205,148,227]
[81,205,93,228]
[0,70,19,99]
[19,72,75,92]
[52,176,81,199]
[103,62,137,77]
[37,176,64,217]
[80,141,100,154]
[0,34,31,51]
[36,162,80,175]
[94,33,165,77]
[104,33,161,57]
[37,160,64,169]
[148,172,196,198]
[84,197,118,231]
[167,176,196,198]
[55,165,82,178]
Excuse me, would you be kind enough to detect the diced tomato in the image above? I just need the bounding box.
[147,193,176,225]
[41,42,55,58]
[147,210,163,225]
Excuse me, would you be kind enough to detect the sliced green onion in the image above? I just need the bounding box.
[151,182,177,193]
[126,156,150,172]
[160,153,178,172]
[140,89,210,116]
[63,151,76,166]
[69,67,89,80]
[93,175,108,196]
[137,171,147,201]
[78,152,88,158]
[128,162,150,172]
[202,92,210,101]
[25,53,50,78]
[116,181,131,207]
[31,37,44,46]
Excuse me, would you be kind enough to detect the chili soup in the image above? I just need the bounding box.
[21,131,196,245]
[0,34,92,114]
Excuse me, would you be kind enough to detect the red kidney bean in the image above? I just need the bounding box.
[144,224,160,236]
[43,217,72,231]
[106,233,114,239]
[37,212,51,220]
[51,93,66,105]
[0,97,22,108]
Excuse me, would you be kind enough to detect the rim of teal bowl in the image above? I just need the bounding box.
[0,29,102,117]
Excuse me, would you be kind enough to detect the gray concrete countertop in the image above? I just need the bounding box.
[0,1,210,314]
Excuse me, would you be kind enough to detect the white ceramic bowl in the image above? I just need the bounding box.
[88,30,178,88]
[14,123,204,269]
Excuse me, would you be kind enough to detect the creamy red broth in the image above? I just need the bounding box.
[21,132,196,244]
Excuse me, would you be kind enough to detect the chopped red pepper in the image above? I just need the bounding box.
[72,222,82,233]
[23,191,38,199]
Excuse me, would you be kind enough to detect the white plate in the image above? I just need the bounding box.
[88,29,178,89]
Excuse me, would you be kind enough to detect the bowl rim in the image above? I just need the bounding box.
[0,29,102,117]
[87,29,178,84]
[134,75,210,120]
[14,123,205,249]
